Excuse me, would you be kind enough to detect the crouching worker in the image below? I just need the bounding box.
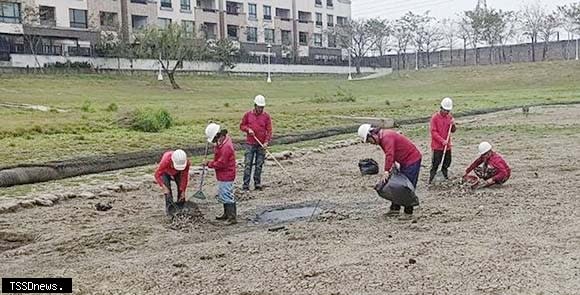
[204,123,238,225]
[463,141,511,188]
[358,124,422,217]
[154,149,190,215]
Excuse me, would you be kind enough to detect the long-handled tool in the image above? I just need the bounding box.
[192,143,210,200]
[440,121,454,171]
[253,135,298,185]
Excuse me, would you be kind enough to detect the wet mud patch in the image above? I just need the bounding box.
[254,202,324,224]
[0,231,36,252]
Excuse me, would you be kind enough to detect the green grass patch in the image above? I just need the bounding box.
[0,60,579,165]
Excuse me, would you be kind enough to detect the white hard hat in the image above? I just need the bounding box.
[441,97,453,111]
[205,123,221,143]
[254,95,266,107]
[358,124,372,142]
[478,141,492,155]
[171,149,188,171]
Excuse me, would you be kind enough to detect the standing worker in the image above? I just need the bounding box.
[464,141,511,187]
[358,124,422,217]
[204,123,238,225]
[429,97,457,184]
[240,95,273,191]
[154,149,190,215]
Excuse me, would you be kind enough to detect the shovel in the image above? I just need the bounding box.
[191,143,210,200]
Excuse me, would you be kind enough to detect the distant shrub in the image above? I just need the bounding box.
[45,61,92,69]
[81,100,95,113]
[118,107,174,132]
[105,103,119,112]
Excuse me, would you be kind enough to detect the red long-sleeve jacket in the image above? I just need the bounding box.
[378,130,422,172]
[430,111,456,151]
[154,151,190,193]
[466,152,511,182]
[240,110,272,145]
[208,135,237,182]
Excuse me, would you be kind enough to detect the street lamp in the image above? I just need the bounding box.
[576,35,579,61]
[267,43,272,83]
[157,51,163,81]
[348,47,352,81]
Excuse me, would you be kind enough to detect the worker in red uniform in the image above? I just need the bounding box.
[240,94,273,191]
[463,141,511,187]
[429,97,457,183]
[154,149,190,215]
[358,124,422,217]
[204,123,238,225]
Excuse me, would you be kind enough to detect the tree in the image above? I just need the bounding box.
[332,19,379,74]
[539,12,561,60]
[423,19,443,67]
[457,16,472,65]
[463,6,487,65]
[22,6,44,71]
[134,24,206,89]
[96,30,134,72]
[520,2,546,62]
[442,18,457,66]
[392,15,413,71]
[495,11,518,63]
[209,39,240,71]
[367,18,392,57]
[557,3,580,59]
[406,11,432,70]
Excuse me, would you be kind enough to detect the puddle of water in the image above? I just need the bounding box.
[256,206,321,224]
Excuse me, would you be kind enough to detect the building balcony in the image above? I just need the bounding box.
[195,7,219,24]
[275,17,293,31]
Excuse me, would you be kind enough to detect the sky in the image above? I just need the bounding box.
[352,0,578,20]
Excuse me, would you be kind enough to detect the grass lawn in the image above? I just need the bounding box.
[0,60,579,166]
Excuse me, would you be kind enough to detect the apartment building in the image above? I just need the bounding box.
[0,0,351,61]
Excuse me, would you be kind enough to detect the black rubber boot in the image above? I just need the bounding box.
[216,204,227,220]
[226,203,237,225]
[441,169,449,180]
[386,204,401,216]
[428,170,437,184]
[165,194,175,216]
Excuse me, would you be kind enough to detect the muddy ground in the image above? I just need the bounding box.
[1,105,579,294]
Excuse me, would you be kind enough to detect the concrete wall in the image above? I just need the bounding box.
[389,39,580,70]
[7,53,386,74]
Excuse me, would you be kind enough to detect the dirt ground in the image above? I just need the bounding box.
[1,105,579,295]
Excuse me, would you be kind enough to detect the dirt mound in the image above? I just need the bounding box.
[0,231,35,252]
[167,201,206,232]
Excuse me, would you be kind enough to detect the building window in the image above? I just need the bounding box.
[263,5,271,20]
[316,13,322,27]
[181,0,191,11]
[248,3,257,19]
[315,0,322,7]
[314,33,322,47]
[132,15,148,30]
[327,0,333,8]
[299,32,308,46]
[182,20,194,37]
[131,0,148,4]
[227,25,238,40]
[337,16,347,26]
[276,8,290,20]
[160,0,172,9]
[328,34,336,47]
[298,11,310,23]
[265,29,274,44]
[69,9,88,29]
[282,30,291,46]
[327,14,334,27]
[158,17,172,29]
[39,6,56,27]
[0,2,20,23]
[100,12,118,29]
[247,27,257,42]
